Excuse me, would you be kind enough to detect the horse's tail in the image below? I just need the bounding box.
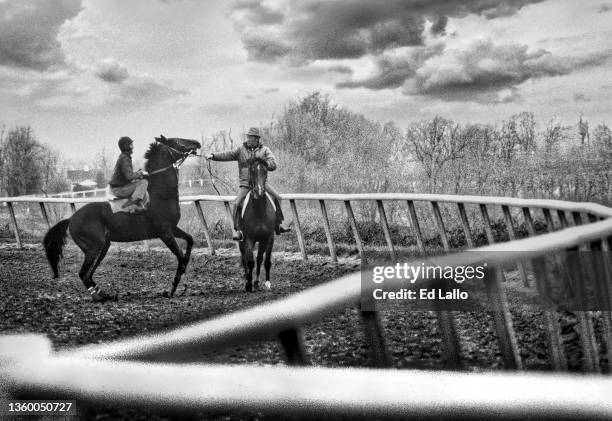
[43,218,70,279]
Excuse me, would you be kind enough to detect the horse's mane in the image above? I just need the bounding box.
[143,142,162,172]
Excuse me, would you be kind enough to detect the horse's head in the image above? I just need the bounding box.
[248,159,268,200]
[145,136,201,174]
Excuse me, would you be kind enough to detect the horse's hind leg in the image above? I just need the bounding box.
[78,251,98,290]
[89,238,111,281]
[172,226,193,266]
[159,233,185,297]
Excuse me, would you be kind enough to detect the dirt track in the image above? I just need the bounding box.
[0,244,608,419]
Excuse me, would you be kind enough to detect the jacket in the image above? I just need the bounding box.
[212,142,277,188]
[109,152,138,187]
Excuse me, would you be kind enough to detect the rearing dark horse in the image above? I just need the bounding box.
[43,136,201,301]
[239,159,276,292]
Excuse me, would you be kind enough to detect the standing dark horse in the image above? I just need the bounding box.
[239,160,276,292]
[43,136,201,301]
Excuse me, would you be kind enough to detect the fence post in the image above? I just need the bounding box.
[542,208,555,231]
[39,202,50,228]
[405,201,425,253]
[598,239,612,358]
[344,200,364,261]
[194,201,215,255]
[531,256,567,371]
[361,310,392,368]
[502,205,529,287]
[289,200,307,261]
[278,328,309,366]
[431,201,450,251]
[457,203,474,248]
[318,200,337,263]
[557,210,569,228]
[6,202,22,248]
[70,203,77,214]
[570,213,601,373]
[483,268,522,370]
[223,201,240,252]
[376,200,396,260]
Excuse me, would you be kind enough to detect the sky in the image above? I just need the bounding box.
[0,0,611,159]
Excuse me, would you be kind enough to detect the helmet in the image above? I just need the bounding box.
[118,136,133,152]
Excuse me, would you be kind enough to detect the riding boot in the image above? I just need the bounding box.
[274,199,291,234]
[232,204,244,241]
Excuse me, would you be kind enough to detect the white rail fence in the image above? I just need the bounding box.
[1,194,611,418]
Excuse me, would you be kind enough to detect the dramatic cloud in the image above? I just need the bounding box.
[410,41,610,99]
[0,0,82,70]
[229,0,544,64]
[338,39,610,103]
[95,58,129,84]
[337,44,444,90]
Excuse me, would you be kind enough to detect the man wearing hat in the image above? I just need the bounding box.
[206,127,290,241]
[108,136,148,210]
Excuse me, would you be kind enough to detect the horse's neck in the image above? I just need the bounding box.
[148,174,179,200]
[250,194,269,211]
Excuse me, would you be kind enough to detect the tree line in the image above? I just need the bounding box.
[0,125,115,197]
[198,92,611,212]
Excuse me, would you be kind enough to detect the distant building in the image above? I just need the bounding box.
[67,169,99,192]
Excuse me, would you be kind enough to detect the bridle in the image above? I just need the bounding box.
[148,143,195,175]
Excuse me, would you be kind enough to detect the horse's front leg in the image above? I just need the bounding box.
[160,232,186,297]
[243,239,255,292]
[255,241,264,290]
[263,235,274,290]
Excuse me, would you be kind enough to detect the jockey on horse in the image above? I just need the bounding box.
[205,127,291,241]
[109,136,149,210]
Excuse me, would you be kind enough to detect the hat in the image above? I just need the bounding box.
[246,127,261,138]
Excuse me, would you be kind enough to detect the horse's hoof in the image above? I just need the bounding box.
[254,281,260,290]
[264,281,271,290]
[92,291,117,303]
[162,291,169,298]
[245,283,252,292]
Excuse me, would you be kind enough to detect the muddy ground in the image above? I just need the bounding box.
[0,244,608,420]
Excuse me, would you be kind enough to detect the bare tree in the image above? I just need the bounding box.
[579,115,590,145]
[405,117,466,193]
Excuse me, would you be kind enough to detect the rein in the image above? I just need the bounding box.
[148,146,192,175]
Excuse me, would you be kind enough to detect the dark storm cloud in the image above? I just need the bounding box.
[336,44,444,90]
[230,0,544,64]
[95,59,129,84]
[430,16,448,35]
[598,4,612,13]
[0,0,82,71]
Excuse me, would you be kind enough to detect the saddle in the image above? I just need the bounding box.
[105,186,149,214]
